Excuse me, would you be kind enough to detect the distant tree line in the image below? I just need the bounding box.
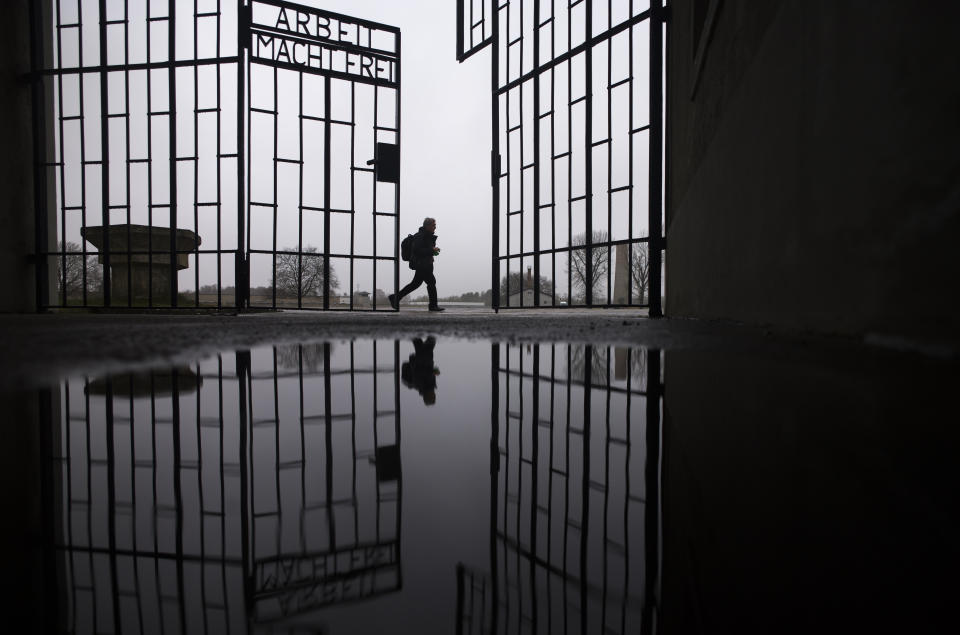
[197,246,340,298]
[192,237,653,306]
[412,289,493,305]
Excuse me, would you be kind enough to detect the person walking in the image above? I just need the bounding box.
[390,217,444,311]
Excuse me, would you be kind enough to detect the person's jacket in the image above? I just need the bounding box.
[401,338,437,396]
[410,227,437,270]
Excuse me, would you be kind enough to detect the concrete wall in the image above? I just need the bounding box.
[0,0,39,312]
[666,1,960,339]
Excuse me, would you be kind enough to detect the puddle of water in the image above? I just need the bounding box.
[38,338,661,634]
[13,335,959,633]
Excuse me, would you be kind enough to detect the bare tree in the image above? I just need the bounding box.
[275,246,339,297]
[568,230,609,302]
[275,342,333,372]
[631,242,649,305]
[630,347,649,387]
[569,344,609,385]
[57,241,102,298]
[568,344,653,389]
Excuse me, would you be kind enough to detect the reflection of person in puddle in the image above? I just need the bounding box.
[401,336,439,405]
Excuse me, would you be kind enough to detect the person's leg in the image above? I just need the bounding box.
[425,269,438,308]
[395,270,425,301]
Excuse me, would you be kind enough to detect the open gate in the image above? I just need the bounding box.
[456,0,665,313]
[30,0,400,311]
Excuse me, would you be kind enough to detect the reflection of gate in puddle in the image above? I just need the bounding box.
[46,341,401,633]
[458,343,662,634]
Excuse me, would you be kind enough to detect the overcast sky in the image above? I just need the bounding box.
[289,0,494,296]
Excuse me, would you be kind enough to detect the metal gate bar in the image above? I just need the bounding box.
[458,0,664,313]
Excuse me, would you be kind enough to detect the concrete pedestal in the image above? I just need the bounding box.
[81,224,201,304]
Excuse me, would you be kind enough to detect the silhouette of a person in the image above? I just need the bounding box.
[390,217,444,311]
[401,337,439,405]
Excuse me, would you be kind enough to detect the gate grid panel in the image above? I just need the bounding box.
[31,0,244,309]
[244,1,401,310]
[30,1,400,311]
[457,0,664,313]
[456,342,663,634]
[45,340,402,633]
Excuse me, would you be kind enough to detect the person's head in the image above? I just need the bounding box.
[423,217,437,233]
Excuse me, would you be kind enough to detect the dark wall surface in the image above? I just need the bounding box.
[0,0,38,312]
[662,347,959,634]
[666,1,960,339]
[0,389,54,634]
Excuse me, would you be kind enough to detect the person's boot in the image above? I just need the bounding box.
[388,293,399,310]
[428,306,445,312]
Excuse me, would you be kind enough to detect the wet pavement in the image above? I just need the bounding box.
[4,308,954,389]
[1,312,958,633]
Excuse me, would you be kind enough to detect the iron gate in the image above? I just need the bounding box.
[30,0,400,311]
[457,0,665,313]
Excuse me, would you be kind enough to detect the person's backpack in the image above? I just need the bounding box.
[400,233,414,261]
